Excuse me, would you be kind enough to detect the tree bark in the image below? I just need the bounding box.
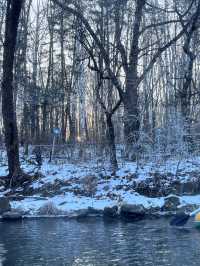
[179,1,200,120]
[122,0,145,152]
[124,72,140,153]
[106,114,118,172]
[1,0,23,178]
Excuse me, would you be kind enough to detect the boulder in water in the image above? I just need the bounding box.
[2,211,22,221]
[103,206,118,218]
[120,204,146,221]
[0,197,11,215]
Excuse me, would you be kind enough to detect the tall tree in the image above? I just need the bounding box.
[53,0,192,158]
[1,0,25,183]
[176,0,200,121]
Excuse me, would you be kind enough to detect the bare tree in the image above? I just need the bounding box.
[1,0,28,184]
[53,0,194,158]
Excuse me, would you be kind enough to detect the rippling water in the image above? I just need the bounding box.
[0,217,200,266]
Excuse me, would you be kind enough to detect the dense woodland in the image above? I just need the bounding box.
[0,0,200,183]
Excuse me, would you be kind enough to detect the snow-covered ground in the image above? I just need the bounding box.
[1,153,200,215]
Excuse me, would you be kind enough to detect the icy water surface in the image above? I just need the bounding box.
[0,217,200,266]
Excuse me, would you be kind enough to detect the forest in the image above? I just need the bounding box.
[0,0,199,180]
[1,0,200,264]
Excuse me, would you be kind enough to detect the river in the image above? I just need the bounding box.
[0,217,199,265]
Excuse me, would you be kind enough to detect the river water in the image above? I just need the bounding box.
[0,217,199,266]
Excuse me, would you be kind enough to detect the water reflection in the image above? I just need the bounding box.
[0,218,200,266]
[0,243,6,266]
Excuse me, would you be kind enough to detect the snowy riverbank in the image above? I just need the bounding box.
[1,155,200,218]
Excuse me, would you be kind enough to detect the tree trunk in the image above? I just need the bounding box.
[35,104,40,142]
[42,101,48,142]
[124,72,140,158]
[22,103,30,155]
[30,104,36,141]
[106,114,118,172]
[1,0,23,178]
[69,111,76,143]
[60,10,66,143]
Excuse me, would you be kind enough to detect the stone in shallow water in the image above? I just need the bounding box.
[74,208,103,219]
[75,209,90,219]
[0,197,11,215]
[103,206,118,218]
[2,211,22,221]
[120,204,146,221]
[87,207,103,216]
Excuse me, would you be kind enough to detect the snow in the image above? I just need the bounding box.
[0,166,7,177]
[1,153,200,216]
[28,160,98,189]
[180,195,200,206]
[10,192,164,215]
[10,193,114,214]
[116,192,165,208]
[11,198,48,215]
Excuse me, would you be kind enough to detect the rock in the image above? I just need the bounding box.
[162,195,180,212]
[145,206,161,219]
[87,207,103,216]
[0,197,11,214]
[2,211,22,221]
[75,209,89,219]
[103,206,118,218]
[120,204,146,221]
[75,207,102,219]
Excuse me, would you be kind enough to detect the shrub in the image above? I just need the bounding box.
[81,175,98,197]
[37,201,63,215]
